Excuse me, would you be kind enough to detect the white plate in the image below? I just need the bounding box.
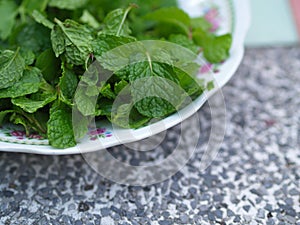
[0,0,251,155]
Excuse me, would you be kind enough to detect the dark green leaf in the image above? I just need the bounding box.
[0,49,25,89]
[36,48,61,83]
[47,102,76,148]
[58,63,78,105]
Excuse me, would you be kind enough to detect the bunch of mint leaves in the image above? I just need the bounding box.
[0,0,232,149]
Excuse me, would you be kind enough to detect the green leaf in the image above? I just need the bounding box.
[58,63,78,105]
[144,7,191,35]
[116,61,179,83]
[36,48,61,83]
[47,103,76,148]
[0,0,18,40]
[110,103,150,128]
[132,76,186,118]
[20,0,48,14]
[11,89,57,113]
[100,83,116,99]
[74,86,97,116]
[51,19,94,65]
[21,50,35,66]
[0,49,25,89]
[0,67,42,99]
[101,6,136,36]
[80,10,101,29]
[95,97,113,117]
[32,10,54,29]
[191,17,212,31]
[12,22,52,54]
[114,80,128,95]
[92,34,136,58]
[168,34,199,54]
[48,0,88,10]
[0,110,14,125]
[174,67,204,96]
[203,33,232,63]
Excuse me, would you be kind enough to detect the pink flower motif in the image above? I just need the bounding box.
[11,130,26,137]
[28,134,44,140]
[200,63,213,74]
[89,128,112,140]
[204,8,220,32]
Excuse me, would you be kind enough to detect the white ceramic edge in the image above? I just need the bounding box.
[0,0,251,155]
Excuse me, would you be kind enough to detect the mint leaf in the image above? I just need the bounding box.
[0,49,25,89]
[110,103,150,128]
[132,76,186,118]
[145,7,190,35]
[0,0,18,40]
[20,0,48,14]
[58,63,78,105]
[21,50,35,66]
[191,17,211,31]
[32,10,54,29]
[48,0,88,10]
[93,34,136,58]
[51,19,93,65]
[11,88,57,113]
[0,67,42,99]
[80,10,101,29]
[13,22,52,54]
[116,61,179,83]
[0,110,14,125]
[193,29,232,63]
[101,6,135,36]
[114,80,128,95]
[168,34,199,54]
[47,103,76,148]
[203,34,232,63]
[74,87,97,116]
[36,48,61,83]
[100,83,116,99]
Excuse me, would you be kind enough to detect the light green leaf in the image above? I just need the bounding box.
[145,7,191,35]
[74,87,97,116]
[20,0,48,14]
[0,0,18,40]
[80,10,101,29]
[48,0,88,10]
[0,67,42,99]
[32,10,54,29]
[0,49,25,89]
[203,33,232,63]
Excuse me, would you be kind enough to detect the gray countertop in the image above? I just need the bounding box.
[0,47,300,225]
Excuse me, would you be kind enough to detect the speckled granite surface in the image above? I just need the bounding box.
[0,47,300,225]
